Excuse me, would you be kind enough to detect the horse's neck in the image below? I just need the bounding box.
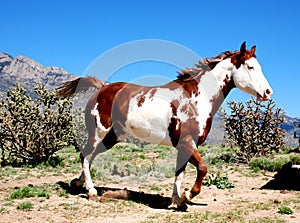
[197,59,235,115]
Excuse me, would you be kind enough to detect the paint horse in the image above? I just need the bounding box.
[57,42,272,209]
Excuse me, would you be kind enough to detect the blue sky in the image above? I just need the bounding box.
[1,0,300,117]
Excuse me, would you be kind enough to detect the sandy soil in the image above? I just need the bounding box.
[0,165,299,223]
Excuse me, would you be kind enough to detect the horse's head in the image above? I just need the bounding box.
[230,42,273,101]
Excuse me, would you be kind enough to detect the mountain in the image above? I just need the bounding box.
[282,115,300,134]
[0,52,76,96]
[0,52,299,148]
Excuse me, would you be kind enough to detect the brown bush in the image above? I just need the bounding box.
[0,84,75,166]
[220,98,286,163]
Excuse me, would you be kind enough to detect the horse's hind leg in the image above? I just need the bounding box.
[71,129,118,200]
[70,136,99,199]
[70,153,86,188]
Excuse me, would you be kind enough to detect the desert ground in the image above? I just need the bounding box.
[0,145,299,223]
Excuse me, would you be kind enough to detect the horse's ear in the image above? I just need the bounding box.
[251,45,256,54]
[240,41,246,54]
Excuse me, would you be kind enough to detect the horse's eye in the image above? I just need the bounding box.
[247,65,254,70]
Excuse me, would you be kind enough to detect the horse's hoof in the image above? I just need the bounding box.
[88,193,99,201]
[180,190,192,204]
[171,196,188,211]
[177,203,188,212]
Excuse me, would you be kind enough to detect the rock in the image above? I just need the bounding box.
[209,185,218,190]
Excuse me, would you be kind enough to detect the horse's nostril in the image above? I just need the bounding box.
[266,89,271,95]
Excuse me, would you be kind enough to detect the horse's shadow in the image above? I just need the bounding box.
[56,181,207,211]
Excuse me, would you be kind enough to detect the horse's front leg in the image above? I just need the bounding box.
[182,148,207,204]
[171,136,201,208]
[172,135,207,208]
[171,159,187,208]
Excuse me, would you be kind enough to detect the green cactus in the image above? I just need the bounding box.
[0,84,81,166]
[220,98,286,163]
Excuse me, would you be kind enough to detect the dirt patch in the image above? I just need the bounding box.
[1,164,299,223]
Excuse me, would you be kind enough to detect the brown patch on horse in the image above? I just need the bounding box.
[111,84,148,131]
[180,79,200,97]
[180,103,198,117]
[171,118,202,147]
[170,100,179,115]
[93,82,127,129]
[231,42,256,69]
[184,119,202,143]
[165,79,199,98]
[168,100,181,147]
[137,94,146,107]
[197,114,212,146]
[149,88,157,99]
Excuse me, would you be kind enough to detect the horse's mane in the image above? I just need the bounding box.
[177,50,240,81]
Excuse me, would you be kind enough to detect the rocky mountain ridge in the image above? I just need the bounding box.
[0,52,76,96]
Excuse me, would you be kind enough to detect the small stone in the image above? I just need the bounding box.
[209,185,218,190]
[274,199,280,204]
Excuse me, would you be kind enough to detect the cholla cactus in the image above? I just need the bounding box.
[0,84,75,166]
[221,98,286,163]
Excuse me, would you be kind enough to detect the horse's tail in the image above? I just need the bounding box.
[57,76,105,98]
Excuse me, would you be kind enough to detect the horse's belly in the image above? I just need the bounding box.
[125,99,173,145]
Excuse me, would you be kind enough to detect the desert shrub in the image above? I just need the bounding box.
[16,201,34,211]
[249,154,300,172]
[290,154,300,164]
[0,84,75,166]
[249,157,289,172]
[278,206,293,215]
[9,185,50,200]
[202,173,235,189]
[71,108,88,152]
[221,98,286,163]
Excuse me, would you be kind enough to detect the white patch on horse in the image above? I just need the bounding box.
[125,88,183,145]
[172,171,184,205]
[177,95,197,122]
[82,157,97,195]
[91,102,111,148]
[194,59,235,137]
[175,120,180,131]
